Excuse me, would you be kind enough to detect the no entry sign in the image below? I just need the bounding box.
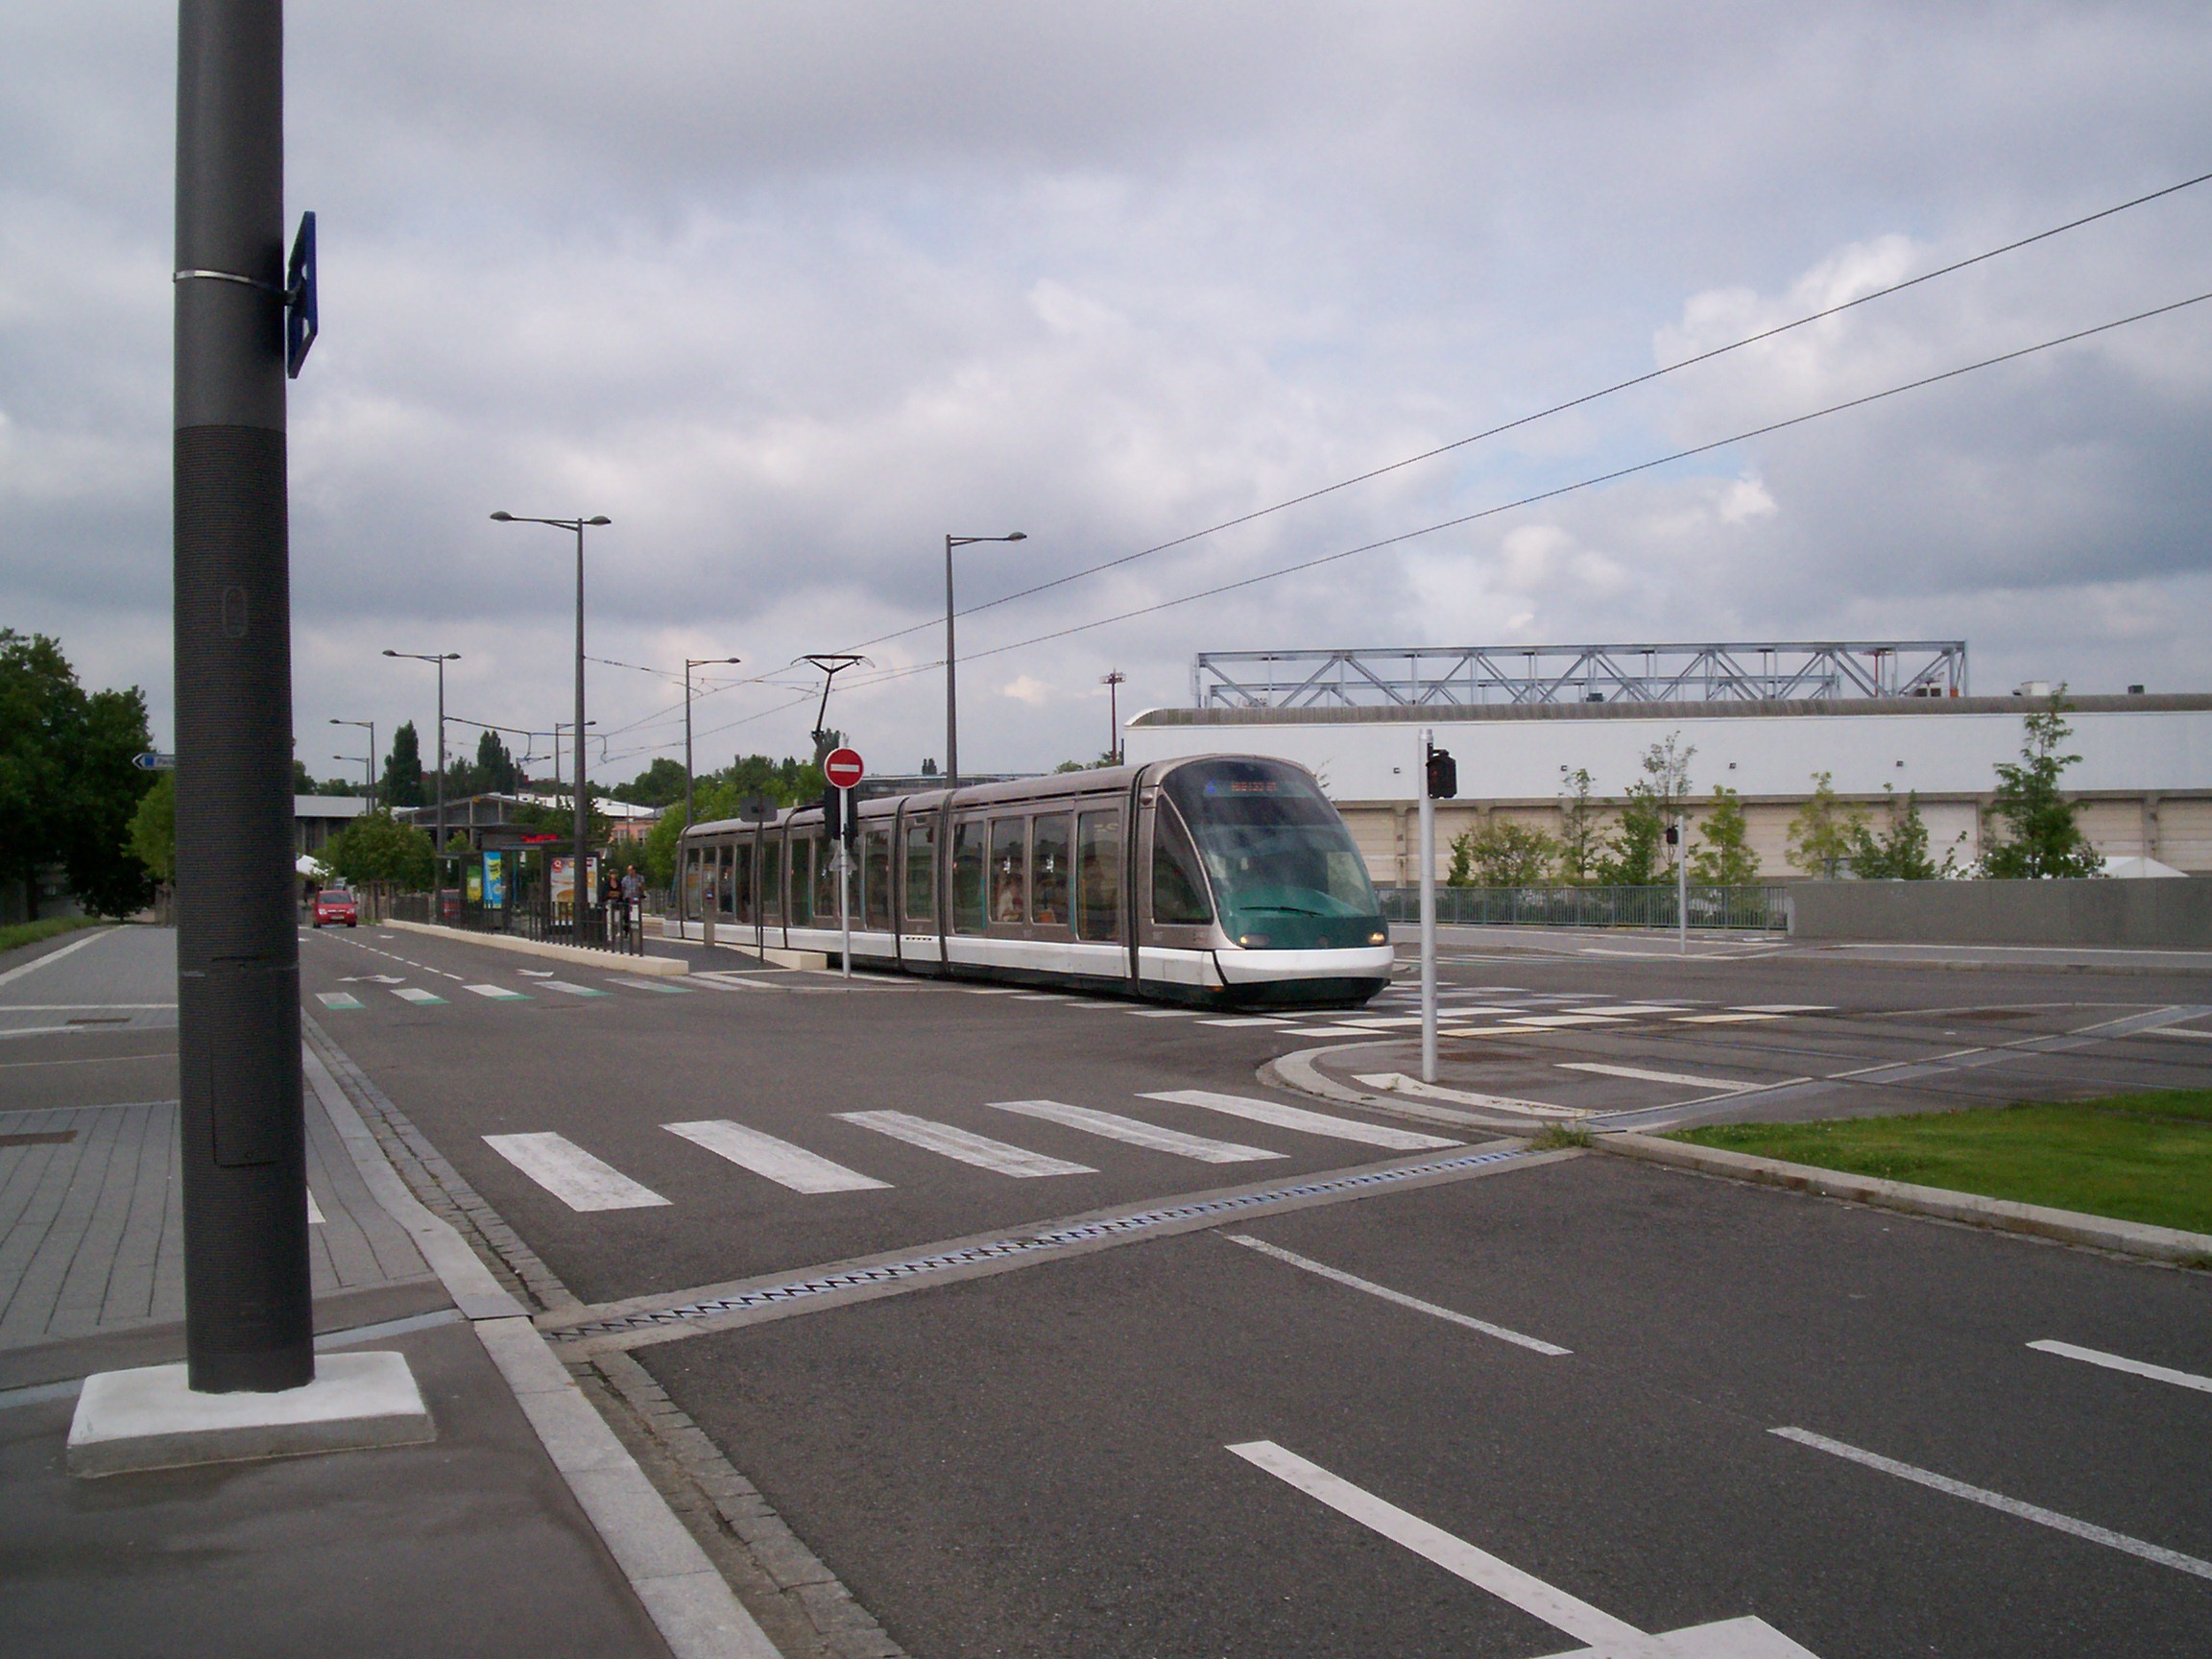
[823,747,865,790]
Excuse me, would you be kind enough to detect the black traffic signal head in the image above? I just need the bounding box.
[1425,744,1457,800]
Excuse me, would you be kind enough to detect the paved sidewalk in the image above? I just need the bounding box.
[0,925,763,1659]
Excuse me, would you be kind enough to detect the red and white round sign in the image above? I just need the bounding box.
[823,747,865,789]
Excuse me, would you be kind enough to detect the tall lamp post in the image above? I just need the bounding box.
[944,531,1024,791]
[1100,671,1125,766]
[684,657,743,877]
[493,512,609,912]
[329,717,374,807]
[382,650,458,858]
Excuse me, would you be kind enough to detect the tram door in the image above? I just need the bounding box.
[900,812,940,968]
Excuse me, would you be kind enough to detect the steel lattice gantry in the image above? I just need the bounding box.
[1190,641,1968,709]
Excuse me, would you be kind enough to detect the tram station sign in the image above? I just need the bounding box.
[824,748,865,790]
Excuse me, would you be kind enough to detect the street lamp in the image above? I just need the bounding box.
[944,531,1024,791]
[382,650,459,856]
[802,653,865,760]
[1100,671,1125,766]
[493,511,609,909]
[683,658,743,845]
[329,717,375,807]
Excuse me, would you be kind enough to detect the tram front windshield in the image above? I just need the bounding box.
[1162,759,1383,950]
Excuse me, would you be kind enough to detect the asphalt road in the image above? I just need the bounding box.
[13,920,2209,1656]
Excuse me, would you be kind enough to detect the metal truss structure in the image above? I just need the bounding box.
[1191,641,1969,709]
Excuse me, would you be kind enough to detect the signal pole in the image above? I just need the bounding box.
[172,0,311,1391]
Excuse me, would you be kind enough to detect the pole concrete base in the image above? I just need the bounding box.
[66,1351,433,1478]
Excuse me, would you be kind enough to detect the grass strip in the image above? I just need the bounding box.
[1672,1090,2212,1237]
[0,916,109,958]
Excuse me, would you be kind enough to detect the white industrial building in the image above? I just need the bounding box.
[1121,643,2212,882]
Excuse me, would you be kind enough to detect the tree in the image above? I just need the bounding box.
[611,756,686,808]
[1598,735,1695,886]
[0,630,156,918]
[323,811,435,890]
[474,730,522,797]
[382,722,425,808]
[1786,772,1865,878]
[1556,767,1603,885]
[1849,786,1953,879]
[1980,689,2103,878]
[129,772,176,885]
[1689,786,1761,884]
[1449,818,1557,886]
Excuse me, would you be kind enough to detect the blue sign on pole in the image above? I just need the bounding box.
[133,752,177,771]
[483,851,507,909]
[285,210,317,379]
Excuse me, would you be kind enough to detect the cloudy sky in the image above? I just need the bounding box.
[4,3,2209,786]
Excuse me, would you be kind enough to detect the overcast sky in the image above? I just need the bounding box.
[4,3,2209,786]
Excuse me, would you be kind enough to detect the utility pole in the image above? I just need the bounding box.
[172,0,310,1392]
[1101,670,1125,764]
[1419,730,1437,1084]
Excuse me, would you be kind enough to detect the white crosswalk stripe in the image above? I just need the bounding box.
[391,986,445,1005]
[836,1110,1095,1177]
[541,979,609,998]
[989,1099,1285,1164]
[663,1119,889,1193]
[466,983,528,1000]
[483,1132,671,1211]
[1140,1090,1460,1151]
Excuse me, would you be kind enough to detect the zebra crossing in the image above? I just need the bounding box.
[477,1091,1462,1213]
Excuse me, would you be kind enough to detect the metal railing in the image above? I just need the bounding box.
[383,888,647,955]
[1374,883,1790,930]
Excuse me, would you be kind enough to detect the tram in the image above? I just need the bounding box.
[675,755,1392,1008]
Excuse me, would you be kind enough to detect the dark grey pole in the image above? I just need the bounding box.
[944,533,957,792]
[572,522,587,916]
[683,659,693,917]
[434,655,446,857]
[173,0,312,1392]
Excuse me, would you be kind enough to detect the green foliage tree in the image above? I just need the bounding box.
[513,787,614,851]
[1449,818,1558,886]
[323,810,435,890]
[0,630,156,917]
[1598,734,1695,886]
[1979,691,2103,878]
[1848,785,1953,879]
[461,729,521,797]
[1786,772,1865,878]
[611,756,687,808]
[1555,766,1603,885]
[1688,785,1762,884]
[381,722,425,808]
[129,773,176,885]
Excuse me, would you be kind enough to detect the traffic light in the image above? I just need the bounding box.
[1424,744,1457,801]
[821,785,843,845]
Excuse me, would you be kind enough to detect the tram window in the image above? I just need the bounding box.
[1151,802,1214,925]
[701,848,718,913]
[716,846,734,916]
[813,831,838,920]
[761,834,782,923]
[791,836,814,925]
[863,829,892,928]
[902,819,936,926]
[951,818,987,933]
[1031,814,1070,927]
[684,846,703,917]
[1076,811,1120,942]
[733,839,755,924]
[989,819,1026,925]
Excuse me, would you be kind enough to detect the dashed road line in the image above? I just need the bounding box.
[1557,1061,1759,1092]
[2028,1339,2212,1396]
[1225,1235,1570,1354]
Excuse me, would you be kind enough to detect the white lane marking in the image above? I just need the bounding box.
[1355,1073,1585,1118]
[663,1119,889,1193]
[1673,1012,1779,1023]
[1200,1016,1291,1027]
[1,1003,176,1011]
[391,987,446,1005]
[516,968,555,976]
[611,976,691,993]
[466,984,528,1000]
[1228,1443,1819,1656]
[1733,1004,1833,1013]
[482,1133,671,1211]
[2029,1339,2212,1396]
[1557,1062,1759,1092]
[1335,1015,1425,1028]
[1141,1090,1459,1151]
[686,974,775,992]
[307,1190,325,1224]
[1013,993,1070,1002]
[315,992,364,1010]
[1225,1235,1569,1354]
[1771,1426,2212,1582]
[1286,1024,1380,1038]
[1579,1004,1679,1016]
[0,927,110,988]
[2146,1027,2212,1041]
[961,987,1025,996]
[990,1099,1285,1164]
[541,979,609,998]
[1129,1008,1197,1018]
[835,1111,1095,1177]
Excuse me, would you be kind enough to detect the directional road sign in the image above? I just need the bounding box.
[133,752,177,771]
[824,747,865,790]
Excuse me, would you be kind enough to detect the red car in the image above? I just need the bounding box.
[312,887,358,927]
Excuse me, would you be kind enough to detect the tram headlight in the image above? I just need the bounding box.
[1368,928,1387,945]
[1237,933,1270,949]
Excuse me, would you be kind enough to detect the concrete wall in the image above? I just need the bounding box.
[1788,877,2212,947]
